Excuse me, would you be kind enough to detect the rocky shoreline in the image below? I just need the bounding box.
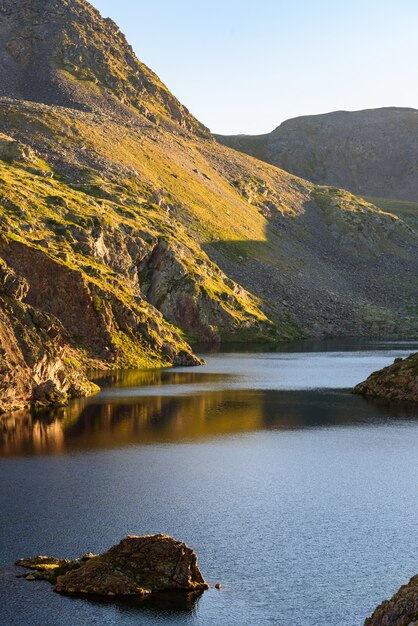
[353,352,418,403]
[364,574,418,625]
[0,263,100,414]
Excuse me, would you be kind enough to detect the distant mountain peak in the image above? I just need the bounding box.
[217,107,418,201]
[0,0,208,134]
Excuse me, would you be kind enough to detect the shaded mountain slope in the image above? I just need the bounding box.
[217,107,418,201]
[0,0,417,411]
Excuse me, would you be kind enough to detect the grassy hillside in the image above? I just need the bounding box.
[1,99,416,342]
[0,0,417,412]
[365,197,418,232]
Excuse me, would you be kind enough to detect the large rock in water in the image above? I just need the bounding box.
[364,574,418,625]
[16,535,209,597]
[353,352,418,403]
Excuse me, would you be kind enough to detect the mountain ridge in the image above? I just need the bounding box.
[217,107,418,201]
[0,0,208,135]
[0,0,417,412]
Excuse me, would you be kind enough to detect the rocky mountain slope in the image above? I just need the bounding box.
[0,0,417,412]
[0,0,207,134]
[0,261,98,413]
[354,352,418,402]
[217,107,418,201]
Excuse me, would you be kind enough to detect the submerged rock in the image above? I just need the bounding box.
[353,352,418,403]
[16,535,209,597]
[364,573,418,625]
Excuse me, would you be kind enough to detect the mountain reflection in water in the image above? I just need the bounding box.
[1,365,416,457]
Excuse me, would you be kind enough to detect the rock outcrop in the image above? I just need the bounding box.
[0,260,98,413]
[353,352,418,403]
[364,574,418,625]
[217,107,418,202]
[16,535,209,597]
[139,238,275,347]
[0,238,201,369]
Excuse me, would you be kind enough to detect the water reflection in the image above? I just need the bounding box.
[78,590,203,617]
[91,369,236,389]
[1,384,416,457]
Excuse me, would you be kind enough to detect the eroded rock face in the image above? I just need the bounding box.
[364,574,418,625]
[353,352,418,403]
[0,239,201,374]
[139,238,275,348]
[0,262,98,413]
[17,535,209,597]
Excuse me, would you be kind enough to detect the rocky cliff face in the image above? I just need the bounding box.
[354,352,418,403]
[0,260,98,413]
[217,108,418,201]
[0,0,417,412]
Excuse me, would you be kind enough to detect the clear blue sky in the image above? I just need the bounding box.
[93,0,418,135]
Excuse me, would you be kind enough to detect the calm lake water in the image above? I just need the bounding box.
[1,339,418,626]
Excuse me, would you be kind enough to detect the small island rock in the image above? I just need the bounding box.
[17,534,208,597]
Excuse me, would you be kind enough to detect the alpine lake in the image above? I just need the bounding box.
[1,338,418,626]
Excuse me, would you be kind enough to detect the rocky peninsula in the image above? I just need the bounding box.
[353,352,418,403]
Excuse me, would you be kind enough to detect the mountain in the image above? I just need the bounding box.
[217,107,418,201]
[0,0,207,134]
[0,0,417,411]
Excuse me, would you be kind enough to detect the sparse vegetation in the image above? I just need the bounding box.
[0,0,417,413]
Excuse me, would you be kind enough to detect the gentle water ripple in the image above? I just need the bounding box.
[0,339,417,626]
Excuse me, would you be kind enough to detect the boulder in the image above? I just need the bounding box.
[16,535,209,598]
[31,380,68,408]
[0,134,36,164]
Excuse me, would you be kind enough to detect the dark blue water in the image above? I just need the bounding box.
[1,340,418,625]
